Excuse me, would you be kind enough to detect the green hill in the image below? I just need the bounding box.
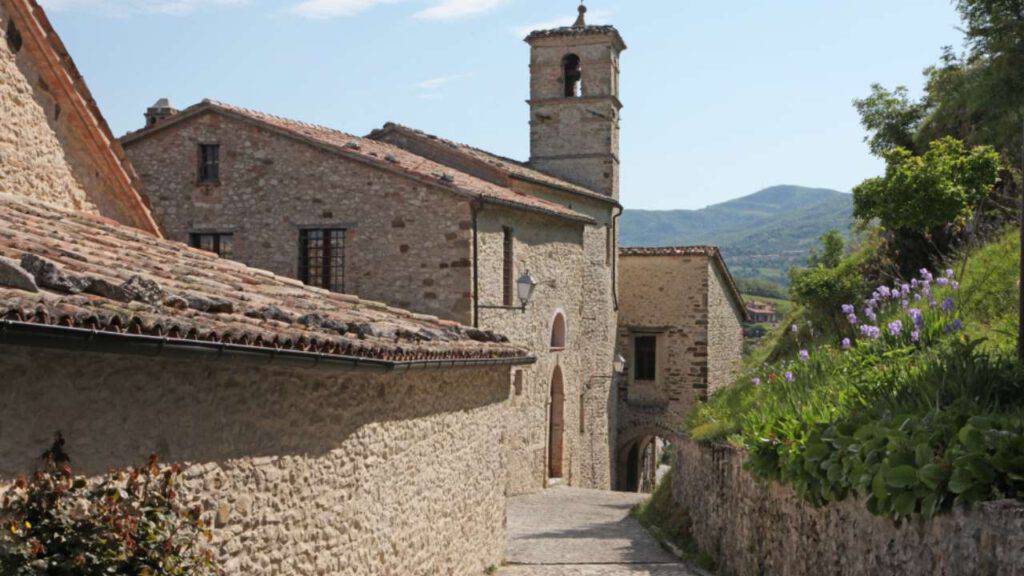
[620,185,853,284]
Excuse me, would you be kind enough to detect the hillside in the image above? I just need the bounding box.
[620,185,853,284]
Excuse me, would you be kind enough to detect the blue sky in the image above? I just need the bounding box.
[44,0,963,210]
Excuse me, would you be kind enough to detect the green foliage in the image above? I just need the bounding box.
[958,228,1021,354]
[0,443,218,576]
[853,84,927,157]
[689,266,1024,520]
[788,231,866,335]
[735,277,788,300]
[853,137,1000,233]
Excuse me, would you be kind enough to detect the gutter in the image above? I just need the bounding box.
[0,320,535,372]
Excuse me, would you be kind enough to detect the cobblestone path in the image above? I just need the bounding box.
[501,487,700,575]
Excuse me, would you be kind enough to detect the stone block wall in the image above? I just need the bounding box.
[706,259,744,393]
[0,347,510,575]
[0,1,94,213]
[0,0,147,229]
[122,112,474,323]
[673,440,1024,576]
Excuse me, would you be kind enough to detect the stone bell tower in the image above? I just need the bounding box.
[525,3,626,199]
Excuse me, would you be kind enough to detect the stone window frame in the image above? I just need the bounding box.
[188,231,234,260]
[197,143,220,185]
[550,309,568,351]
[298,227,346,293]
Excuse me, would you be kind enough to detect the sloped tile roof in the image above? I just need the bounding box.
[121,100,594,225]
[620,246,748,321]
[0,193,530,365]
[368,122,618,206]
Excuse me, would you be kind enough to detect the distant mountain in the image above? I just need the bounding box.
[620,185,854,285]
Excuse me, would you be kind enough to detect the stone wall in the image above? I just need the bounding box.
[706,260,744,394]
[0,0,148,229]
[673,439,1024,576]
[122,111,474,322]
[0,347,510,575]
[0,1,94,213]
[617,255,708,434]
[476,205,614,493]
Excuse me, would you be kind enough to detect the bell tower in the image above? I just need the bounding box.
[525,4,626,199]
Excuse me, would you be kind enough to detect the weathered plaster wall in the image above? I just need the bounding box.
[706,260,744,394]
[674,440,1024,576]
[122,112,474,322]
[0,347,510,576]
[0,2,93,212]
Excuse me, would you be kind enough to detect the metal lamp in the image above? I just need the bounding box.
[516,270,538,311]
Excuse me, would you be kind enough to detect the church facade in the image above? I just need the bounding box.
[121,5,626,494]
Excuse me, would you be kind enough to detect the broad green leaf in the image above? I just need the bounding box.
[886,465,919,488]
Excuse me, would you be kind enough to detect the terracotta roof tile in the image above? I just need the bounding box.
[0,193,531,364]
[368,123,618,205]
[121,100,595,225]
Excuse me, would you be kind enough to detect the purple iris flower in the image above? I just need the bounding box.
[860,325,881,339]
[841,304,855,315]
[908,309,924,328]
[937,277,949,287]
[785,371,795,383]
[877,286,892,299]
[888,320,903,337]
[865,308,877,323]
[791,324,799,334]
[752,377,761,387]
[901,299,909,309]
[914,293,922,302]
[911,330,920,343]
[847,313,859,325]
[920,269,934,282]
[901,283,911,294]
[911,279,919,289]
[799,349,810,361]
[951,281,960,291]
[945,268,955,279]
[941,298,955,313]
[841,338,852,350]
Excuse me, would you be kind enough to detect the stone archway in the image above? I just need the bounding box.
[615,425,677,493]
[548,365,565,479]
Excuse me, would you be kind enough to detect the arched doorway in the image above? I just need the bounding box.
[616,427,677,493]
[548,366,565,479]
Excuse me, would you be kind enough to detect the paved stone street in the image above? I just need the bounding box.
[502,487,699,575]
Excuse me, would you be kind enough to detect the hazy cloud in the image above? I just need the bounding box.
[414,73,464,99]
[289,0,399,19]
[39,0,245,16]
[413,0,508,21]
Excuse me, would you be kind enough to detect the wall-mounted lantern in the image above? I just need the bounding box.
[517,270,538,311]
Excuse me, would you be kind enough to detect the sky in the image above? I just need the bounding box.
[42,0,965,210]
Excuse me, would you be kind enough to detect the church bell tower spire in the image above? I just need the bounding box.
[524,6,626,199]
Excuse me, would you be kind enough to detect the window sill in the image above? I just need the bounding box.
[549,346,566,352]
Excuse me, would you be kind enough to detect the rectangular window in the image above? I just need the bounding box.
[605,223,614,267]
[189,232,233,259]
[198,144,220,183]
[502,226,514,306]
[634,335,657,381]
[299,228,345,292]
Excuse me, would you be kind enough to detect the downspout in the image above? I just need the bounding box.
[612,204,622,311]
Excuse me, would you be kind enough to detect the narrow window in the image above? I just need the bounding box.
[634,335,657,381]
[502,226,514,306]
[562,54,582,98]
[299,228,345,292]
[550,312,567,349]
[605,224,613,267]
[198,144,220,183]
[189,232,234,259]
[6,19,22,54]
[513,369,524,396]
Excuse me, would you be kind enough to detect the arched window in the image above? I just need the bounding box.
[562,54,582,98]
[550,312,567,350]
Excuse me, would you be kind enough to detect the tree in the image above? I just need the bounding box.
[854,84,928,157]
[853,137,1000,232]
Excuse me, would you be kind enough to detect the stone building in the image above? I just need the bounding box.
[121,4,626,494]
[0,0,535,573]
[616,246,746,491]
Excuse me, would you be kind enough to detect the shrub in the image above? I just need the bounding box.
[0,438,219,576]
[689,267,1024,520]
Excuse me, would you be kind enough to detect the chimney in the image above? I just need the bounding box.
[144,98,177,127]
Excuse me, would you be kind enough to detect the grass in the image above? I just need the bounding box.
[631,471,716,573]
[957,229,1019,355]
[741,293,793,316]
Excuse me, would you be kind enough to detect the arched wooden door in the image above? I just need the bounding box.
[548,365,565,479]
